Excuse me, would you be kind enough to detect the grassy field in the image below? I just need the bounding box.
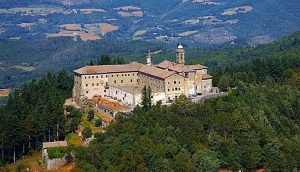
[80,115,102,133]
[13,65,35,71]
[66,132,83,145]
[179,30,198,36]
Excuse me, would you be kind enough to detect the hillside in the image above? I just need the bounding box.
[0,0,299,45]
[1,30,300,89]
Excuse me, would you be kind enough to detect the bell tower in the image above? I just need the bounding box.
[146,50,151,66]
[176,44,185,64]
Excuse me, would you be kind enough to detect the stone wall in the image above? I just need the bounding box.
[43,148,67,170]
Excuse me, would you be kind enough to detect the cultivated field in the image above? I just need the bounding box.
[79,8,106,14]
[117,11,143,17]
[133,30,147,37]
[179,30,198,36]
[0,89,10,97]
[222,6,253,15]
[13,65,35,71]
[19,23,35,27]
[97,23,119,35]
[113,6,141,11]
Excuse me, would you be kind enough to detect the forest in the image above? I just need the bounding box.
[1,30,300,171]
[73,35,300,171]
[0,70,73,164]
[1,30,299,89]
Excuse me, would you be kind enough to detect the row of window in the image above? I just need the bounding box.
[86,89,107,94]
[113,79,135,84]
[86,82,108,87]
[167,81,181,84]
[167,87,181,92]
[85,75,108,79]
[111,73,136,77]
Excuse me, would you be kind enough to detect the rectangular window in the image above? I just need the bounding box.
[121,80,123,83]
[114,80,116,84]
[117,75,119,77]
[92,83,94,86]
[168,89,170,91]
[86,91,88,94]
[174,81,176,84]
[112,75,113,77]
[128,74,130,76]
[86,84,88,87]
[85,77,86,79]
[106,75,108,78]
[101,75,103,78]
[104,90,106,92]
[131,79,133,82]
[92,76,94,78]
[96,76,98,78]
[133,74,135,76]
[89,76,90,79]
[97,83,99,86]
[175,88,177,91]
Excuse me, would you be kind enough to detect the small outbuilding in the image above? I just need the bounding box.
[42,141,68,170]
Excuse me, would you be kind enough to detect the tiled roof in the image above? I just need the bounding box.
[156,60,207,72]
[74,62,143,75]
[139,65,176,79]
[156,60,174,69]
[187,64,207,70]
[43,141,68,148]
[74,61,208,79]
[202,74,213,80]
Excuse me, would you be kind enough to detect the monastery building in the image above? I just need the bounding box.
[72,45,213,106]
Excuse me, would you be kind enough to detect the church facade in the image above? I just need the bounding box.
[72,45,212,106]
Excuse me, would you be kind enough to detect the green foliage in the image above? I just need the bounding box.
[0,70,72,164]
[73,70,300,171]
[82,126,92,140]
[47,147,66,159]
[95,119,102,127]
[87,109,95,121]
[141,86,152,110]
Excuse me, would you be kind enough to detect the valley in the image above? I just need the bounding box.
[0,0,299,46]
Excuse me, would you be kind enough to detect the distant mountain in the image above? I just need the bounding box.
[0,0,299,45]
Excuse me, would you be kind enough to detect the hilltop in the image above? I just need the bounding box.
[0,0,299,45]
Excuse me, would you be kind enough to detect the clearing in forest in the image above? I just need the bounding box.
[222,6,253,15]
[0,88,10,97]
[133,30,147,37]
[179,31,198,36]
[113,6,141,11]
[13,65,35,71]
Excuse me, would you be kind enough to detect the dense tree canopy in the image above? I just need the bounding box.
[0,70,73,164]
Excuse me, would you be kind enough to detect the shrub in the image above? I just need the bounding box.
[47,147,66,159]
[95,119,102,127]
